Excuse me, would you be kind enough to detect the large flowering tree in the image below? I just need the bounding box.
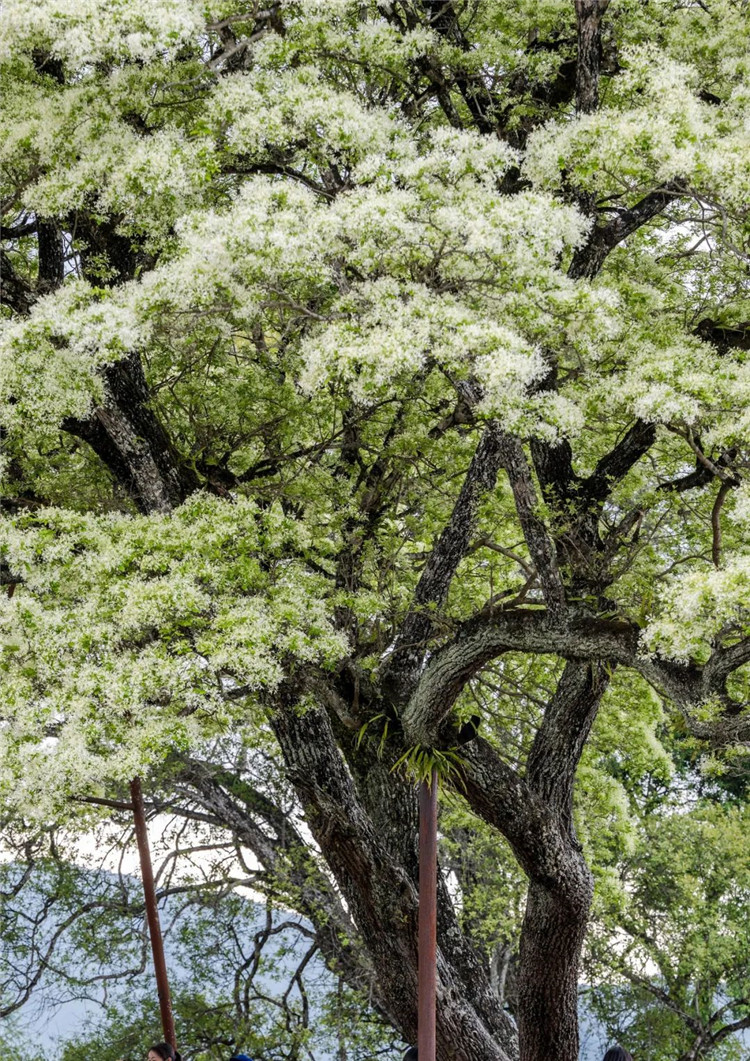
[1,2,750,1060]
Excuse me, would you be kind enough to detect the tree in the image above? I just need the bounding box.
[0,806,398,1061]
[584,797,750,1061]
[1,2,750,1060]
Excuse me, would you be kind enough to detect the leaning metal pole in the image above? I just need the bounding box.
[130,776,177,1051]
[418,768,439,1061]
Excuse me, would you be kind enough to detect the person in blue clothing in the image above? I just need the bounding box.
[229,1053,253,1061]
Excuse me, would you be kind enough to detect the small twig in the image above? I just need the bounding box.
[470,536,535,578]
[207,28,269,70]
[667,424,737,484]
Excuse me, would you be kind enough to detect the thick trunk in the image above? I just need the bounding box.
[515,664,603,1061]
[435,873,519,1061]
[517,861,593,1061]
[272,699,519,1061]
[271,700,419,1033]
[458,664,606,1061]
[338,716,519,1059]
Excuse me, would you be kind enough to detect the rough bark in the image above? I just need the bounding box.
[458,756,591,1061]
[568,182,684,280]
[342,739,519,1059]
[271,700,420,1026]
[271,699,519,1061]
[0,249,34,315]
[517,865,593,1061]
[578,420,658,509]
[64,352,199,513]
[1,203,197,514]
[64,208,198,512]
[384,421,506,703]
[36,219,65,292]
[516,664,606,1061]
[496,433,567,620]
[407,603,750,745]
[457,735,594,1061]
[455,661,607,1061]
[574,0,611,116]
[525,661,608,834]
[403,611,629,748]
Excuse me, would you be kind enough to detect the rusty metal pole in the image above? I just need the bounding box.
[130,776,177,1051]
[418,768,438,1061]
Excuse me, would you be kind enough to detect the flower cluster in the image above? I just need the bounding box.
[643,555,750,663]
[0,0,204,64]
[524,45,750,209]
[0,495,348,813]
[0,282,145,437]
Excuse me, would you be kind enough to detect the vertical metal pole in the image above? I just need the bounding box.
[418,768,438,1061]
[130,776,177,1051]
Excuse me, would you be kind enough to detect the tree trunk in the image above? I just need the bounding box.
[335,713,519,1060]
[517,857,593,1061]
[271,699,519,1061]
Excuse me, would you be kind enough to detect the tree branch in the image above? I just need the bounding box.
[457,735,590,904]
[574,0,611,115]
[496,433,566,619]
[711,479,735,568]
[525,661,609,830]
[568,182,684,279]
[702,638,750,695]
[174,756,380,1004]
[37,219,65,293]
[402,610,632,746]
[64,352,199,514]
[1,219,38,239]
[423,0,498,134]
[695,318,750,355]
[578,421,658,508]
[0,249,34,315]
[383,421,506,703]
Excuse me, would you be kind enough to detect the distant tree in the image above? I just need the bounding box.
[0,1015,45,1061]
[0,809,396,1060]
[2,3,750,1061]
[584,800,750,1061]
